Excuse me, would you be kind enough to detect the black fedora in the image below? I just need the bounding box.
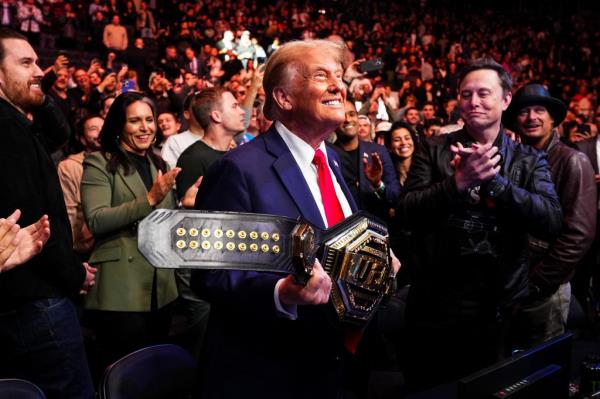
[503,84,567,131]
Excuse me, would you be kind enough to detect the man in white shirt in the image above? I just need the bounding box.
[160,92,204,169]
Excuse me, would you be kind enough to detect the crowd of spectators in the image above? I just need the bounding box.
[3,0,595,150]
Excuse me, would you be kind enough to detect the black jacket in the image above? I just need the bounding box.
[399,128,562,308]
[0,96,85,310]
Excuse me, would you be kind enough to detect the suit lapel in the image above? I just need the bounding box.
[116,152,154,199]
[357,141,369,193]
[265,128,326,229]
[327,146,358,213]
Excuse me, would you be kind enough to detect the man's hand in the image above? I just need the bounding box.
[53,54,69,74]
[451,142,501,192]
[370,86,384,102]
[278,259,331,306]
[98,73,116,93]
[363,152,383,187]
[106,52,116,63]
[79,262,97,295]
[117,65,129,81]
[250,64,265,89]
[0,210,20,268]
[87,59,101,75]
[343,59,366,82]
[181,176,203,209]
[1,211,50,272]
[147,168,181,207]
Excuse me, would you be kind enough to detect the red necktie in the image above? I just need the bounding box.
[313,149,361,354]
[312,149,345,227]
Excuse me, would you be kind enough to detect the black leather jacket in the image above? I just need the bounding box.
[399,128,562,308]
[528,132,597,295]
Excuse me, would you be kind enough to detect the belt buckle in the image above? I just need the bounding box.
[319,215,392,325]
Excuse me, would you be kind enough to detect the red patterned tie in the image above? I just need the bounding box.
[312,149,361,354]
[312,149,345,227]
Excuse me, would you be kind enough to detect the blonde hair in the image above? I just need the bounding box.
[263,39,346,121]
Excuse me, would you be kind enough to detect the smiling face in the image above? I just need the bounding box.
[516,104,554,148]
[405,108,420,126]
[157,112,179,138]
[120,100,156,156]
[53,68,69,91]
[285,49,346,140]
[459,69,511,132]
[0,38,44,113]
[81,116,104,151]
[390,127,414,159]
[338,100,359,139]
[73,69,90,90]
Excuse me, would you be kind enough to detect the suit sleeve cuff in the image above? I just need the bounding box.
[274,279,298,320]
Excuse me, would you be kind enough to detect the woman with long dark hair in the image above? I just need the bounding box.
[384,121,417,187]
[81,91,180,373]
[385,121,419,287]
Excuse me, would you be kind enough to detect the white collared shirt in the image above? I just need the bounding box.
[275,121,353,228]
[160,130,202,169]
[272,121,353,319]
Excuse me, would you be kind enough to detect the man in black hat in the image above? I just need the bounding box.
[504,83,597,346]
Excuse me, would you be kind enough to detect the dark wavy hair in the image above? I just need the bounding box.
[384,121,418,150]
[99,91,167,175]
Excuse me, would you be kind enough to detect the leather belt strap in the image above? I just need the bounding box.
[138,210,393,325]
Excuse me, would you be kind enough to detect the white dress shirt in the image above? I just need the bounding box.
[275,121,353,227]
[272,121,353,319]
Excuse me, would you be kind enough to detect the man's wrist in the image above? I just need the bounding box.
[373,181,385,199]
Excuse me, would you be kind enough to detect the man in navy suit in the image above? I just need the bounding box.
[192,39,399,398]
[331,100,401,219]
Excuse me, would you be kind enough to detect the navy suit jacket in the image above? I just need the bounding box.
[331,140,400,216]
[193,126,357,399]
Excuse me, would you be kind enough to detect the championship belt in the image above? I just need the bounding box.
[138,210,394,326]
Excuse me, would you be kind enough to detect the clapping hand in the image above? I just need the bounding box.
[147,168,181,207]
[363,152,383,188]
[79,262,97,295]
[0,210,50,272]
[450,142,501,192]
